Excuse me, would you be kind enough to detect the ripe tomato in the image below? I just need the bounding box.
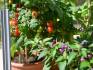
[47,20,53,27]
[10,18,18,26]
[47,27,53,33]
[14,27,20,37]
[15,12,19,18]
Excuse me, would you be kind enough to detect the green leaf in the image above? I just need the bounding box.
[29,19,39,29]
[75,68,78,70]
[63,51,67,59]
[58,61,66,70]
[43,63,51,70]
[67,52,77,65]
[81,48,87,57]
[45,57,51,65]
[24,0,30,6]
[16,35,24,46]
[45,42,51,46]
[69,43,81,49]
[38,49,48,60]
[51,48,56,58]
[80,61,90,69]
[90,58,93,64]
[56,56,64,62]
[11,44,17,58]
[24,41,32,47]
[21,0,26,3]
[34,37,40,43]
[43,37,52,43]
[53,42,61,49]
[89,43,93,47]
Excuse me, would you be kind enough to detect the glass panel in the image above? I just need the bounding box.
[0,0,3,69]
[0,8,3,70]
[0,0,4,9]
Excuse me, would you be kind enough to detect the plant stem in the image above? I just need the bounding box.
[19,53,21,63]
[88,0,91,27]
[25,47,28,63]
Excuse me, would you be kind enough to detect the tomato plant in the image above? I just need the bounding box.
[10,18,18,26]
[47,26,53,33]
[14,26,20,37]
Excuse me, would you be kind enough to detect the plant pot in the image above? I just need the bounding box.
[11,62,43,70]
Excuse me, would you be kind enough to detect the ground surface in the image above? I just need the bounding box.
[0,48,3,70]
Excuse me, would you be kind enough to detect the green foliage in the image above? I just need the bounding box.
[67,52,77,65]
[43,63,51,70]
[29,19,40,29]
[58,61,67,70]
[56,56,64,62]
[80,61,90,69]
[11,43,17,58]
[16,35,24,47]
[90,58,93,64]
[80,48,87,57]
[19,0,79,40]
[38,49,48,60]
[69,42,81,49]
[9,0,93,69]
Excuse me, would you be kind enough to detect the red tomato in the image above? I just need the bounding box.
[47,20,53,27]
[14,28,20,37]
[10,19,18,26]
[15,12,19,18]
[15,26,19,29]
[47,27,53,33]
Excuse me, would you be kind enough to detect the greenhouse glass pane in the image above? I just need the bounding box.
[0,9,3,70]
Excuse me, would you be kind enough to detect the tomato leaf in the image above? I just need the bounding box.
[56,56,64,62]
[58,61,66,70]
[16,35,24,47]
[38,49,47,60]
[43,63,51,70]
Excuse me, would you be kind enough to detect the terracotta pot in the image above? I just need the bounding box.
[11,62,43,70]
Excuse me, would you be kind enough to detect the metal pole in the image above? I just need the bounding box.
[1,9,11,70]
[1,0,11,69]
